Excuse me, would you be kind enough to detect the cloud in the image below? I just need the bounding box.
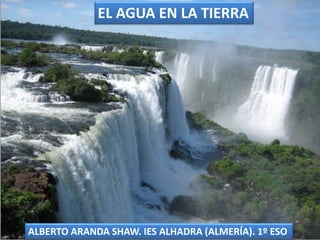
[54,1,77,9]
[4,0,23,2]
[19,8,32,16]
[79,10,93,18]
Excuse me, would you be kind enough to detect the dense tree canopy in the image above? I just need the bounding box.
[1,20,181,49]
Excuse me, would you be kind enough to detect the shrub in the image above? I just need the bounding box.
[7,164,20,174]
[81,46,159,67]
[187,111,234,137]
[40,63,122,103]
[1,52,18,66]
[271,139,280,145]
[160,73,172,84]
[54,78,102,102]
[40,62,73,82]
[207,157,246,178]
[90,78,111,88]
[19,48,47,67]
[237,133,250,144]
[1,188,53,238]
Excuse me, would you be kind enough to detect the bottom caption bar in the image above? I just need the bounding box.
[25,223,293,239]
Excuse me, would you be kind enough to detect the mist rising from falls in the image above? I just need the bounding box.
[51,34,70,45]
[47,73,201,222]
[235,65,298,141]
[159,52,218,113]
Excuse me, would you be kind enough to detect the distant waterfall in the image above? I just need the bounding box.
[173,53,191,92]
[155,51,164,63]
[80,45,105,52]
[198,56,205,79]
[236,65,298,141]
[167,53,221,113]
[211,59,218,83]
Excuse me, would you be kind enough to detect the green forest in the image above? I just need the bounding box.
[1,20,182,49]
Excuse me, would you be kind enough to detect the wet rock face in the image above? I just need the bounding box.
[170,139,220,167]
[11,172,56,200]
[169,195,204,218]
[170,140,194,163]
[1,163,58,210]
[1,158,57,202]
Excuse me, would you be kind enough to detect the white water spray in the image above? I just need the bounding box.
[52,34,70,45]
[1,69,45,110]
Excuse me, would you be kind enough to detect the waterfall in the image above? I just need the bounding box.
[162,52,298,143]
[162,52,218,90]
[1,69,72,110]
[1,69,44,110]
[211,59,218,83]
[48,108,141,222]
[173,53,191,91]
[155,51,164,63]
[47,73,200,223]
[236,65,298,141]
[167,80,190,140]
[164,52,220,113]
[1,55,212,224]
[198,56,205,79]
[80,45,105,52]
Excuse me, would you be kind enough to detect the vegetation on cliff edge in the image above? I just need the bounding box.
[2,40,161,68]
[1,165,57,238]
[186,112,320,239]
[1,47,48,67]
[40,62,121,103]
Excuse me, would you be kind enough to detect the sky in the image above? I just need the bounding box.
[1,0,320,51]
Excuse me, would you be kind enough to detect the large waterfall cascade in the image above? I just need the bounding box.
[44,72,203,222]
[1,58,209,223]
[236,65,298,141]
[2,49,227,225]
